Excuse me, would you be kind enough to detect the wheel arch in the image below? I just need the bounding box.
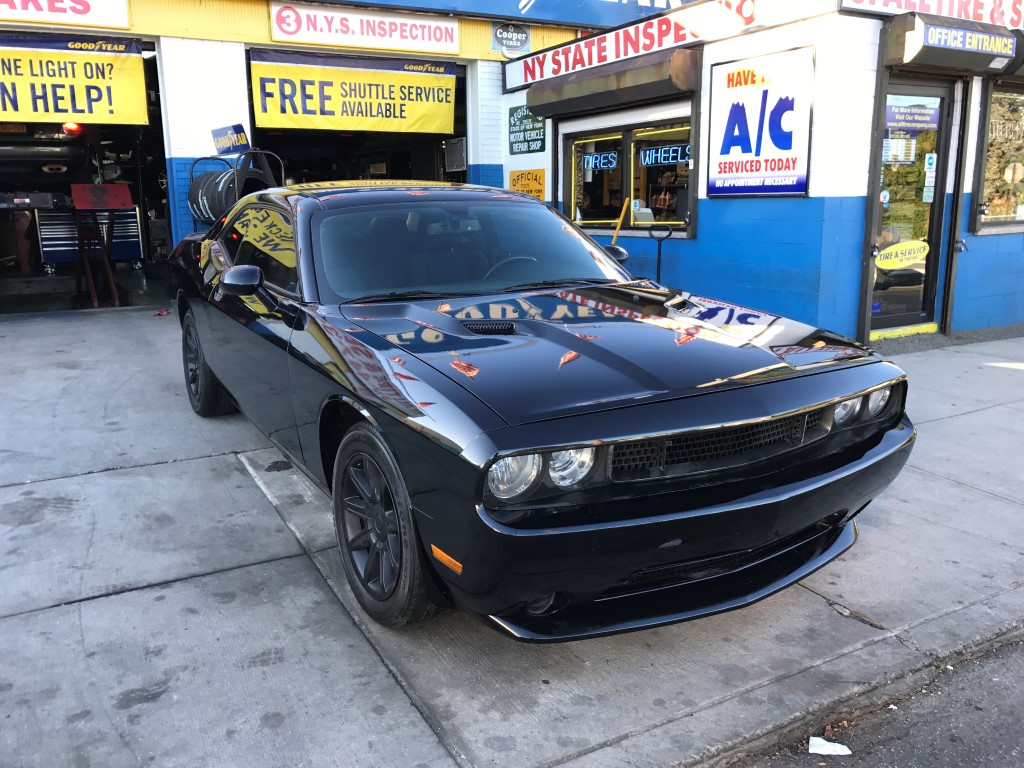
[319,396,375,492]
[175,290,190,326]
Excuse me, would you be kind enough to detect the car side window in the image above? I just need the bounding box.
[221,205,299,294]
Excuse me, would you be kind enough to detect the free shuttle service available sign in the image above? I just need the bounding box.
[0,35,147,124]
[250,49,455,133]
[707,47,814,196]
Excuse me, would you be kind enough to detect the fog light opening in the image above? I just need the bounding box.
[844,501,871,524]
[525,592,566,616]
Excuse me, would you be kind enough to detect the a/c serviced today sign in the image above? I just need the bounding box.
[708,47,813,196]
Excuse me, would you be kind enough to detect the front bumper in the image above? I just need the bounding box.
[433,416,915,642]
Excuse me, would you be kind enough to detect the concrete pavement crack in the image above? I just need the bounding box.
[540,582,1024,768]
[237,455,472,768]
[910,396,1024,426]
[800,584,888,630]
[0,449,265,490]
[904,464,1023,507]
[0,552,307,622]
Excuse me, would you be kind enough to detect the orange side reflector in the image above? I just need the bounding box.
[430,544,463,575]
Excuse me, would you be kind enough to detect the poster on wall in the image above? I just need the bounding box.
[0,36,147,125]
[707,47,814,197]
[509,168,545,201]
[508,105,544,155]
[250,49,456,133]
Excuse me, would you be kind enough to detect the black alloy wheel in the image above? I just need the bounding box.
[332,422,439,626]
[183,319,203,403]
[341,453,402,600]
[180,308,234,417]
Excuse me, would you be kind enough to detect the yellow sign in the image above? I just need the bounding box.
[0,38,147,125]
[508,169,545,201]
[250,49,455,134]
[876,240,929,270]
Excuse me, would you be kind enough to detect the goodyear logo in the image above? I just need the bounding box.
[876,240,929,270]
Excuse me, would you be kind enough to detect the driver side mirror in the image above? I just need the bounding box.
[605,245,629,266]
[220,264,263,296]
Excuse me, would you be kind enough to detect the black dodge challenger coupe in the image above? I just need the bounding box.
[169,182,916,642]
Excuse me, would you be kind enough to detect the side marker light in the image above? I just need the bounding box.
[430,544,463,575]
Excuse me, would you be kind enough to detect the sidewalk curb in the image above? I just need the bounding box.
[693,619,1024,768]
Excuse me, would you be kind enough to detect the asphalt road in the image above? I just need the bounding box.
[729,638,1024,768]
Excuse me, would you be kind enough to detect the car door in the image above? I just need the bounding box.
[207,203,302,458]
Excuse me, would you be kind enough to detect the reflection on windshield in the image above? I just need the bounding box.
[314,199,629,302]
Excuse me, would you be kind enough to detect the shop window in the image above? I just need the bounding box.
[567,122,691,231]
[979,87,1024,227]
[570,134,624,226]
[631,125,690,227]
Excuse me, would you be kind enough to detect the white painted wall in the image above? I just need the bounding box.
[962,76,984,195]
[501,89,553,200]
[466,59,504,170]
[157,37,250,158]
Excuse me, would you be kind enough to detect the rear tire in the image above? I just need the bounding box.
[332,422,438,627]
[181,309,234,417]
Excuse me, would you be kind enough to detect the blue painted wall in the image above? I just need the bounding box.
[166,157,227,245]
[468,163,503,188]
[589,196,866,338]
[953,193,1024,331]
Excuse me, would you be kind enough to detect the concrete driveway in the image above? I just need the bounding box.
[2,309,1022,767]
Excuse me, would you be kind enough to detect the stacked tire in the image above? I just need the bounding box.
[186,152,278,224]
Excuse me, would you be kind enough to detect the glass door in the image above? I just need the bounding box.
[870,85,950,330]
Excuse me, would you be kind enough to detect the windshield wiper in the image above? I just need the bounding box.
[344,290,481,304]
[499,278,620,293]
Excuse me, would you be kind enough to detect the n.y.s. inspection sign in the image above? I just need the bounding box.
[0,36,147,124]
[251,49,455,133]
[708,47,814,197]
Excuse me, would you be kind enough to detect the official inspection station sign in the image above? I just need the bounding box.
[707,47,814,196]
[250,49,456,133]
[0,35,147,124]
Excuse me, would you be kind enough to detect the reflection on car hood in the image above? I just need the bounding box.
[343,284,874,426]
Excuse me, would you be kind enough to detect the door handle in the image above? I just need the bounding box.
[870,245,880,259]
[955,239,969,253]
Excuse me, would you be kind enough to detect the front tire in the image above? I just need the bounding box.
[181,308,234,417]
[332,422,438,627]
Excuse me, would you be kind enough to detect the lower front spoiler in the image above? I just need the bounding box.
[487,519,857,643]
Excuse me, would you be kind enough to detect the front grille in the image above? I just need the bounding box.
[610,408,826,481]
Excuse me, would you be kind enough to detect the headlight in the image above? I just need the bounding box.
[487,454,541,500]
[833,396,863,427]
[867,386,892,416]
[548,447,596,487]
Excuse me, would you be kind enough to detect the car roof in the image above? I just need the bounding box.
[253,181,541,209]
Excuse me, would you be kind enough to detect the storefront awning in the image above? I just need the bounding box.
[524,47,700,119]
[886,13,1022,75]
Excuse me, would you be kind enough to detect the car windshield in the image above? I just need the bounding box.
[312,197,630,303]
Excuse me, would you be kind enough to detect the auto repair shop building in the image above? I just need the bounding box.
[3,0,670,306]
[500,0,1024,342]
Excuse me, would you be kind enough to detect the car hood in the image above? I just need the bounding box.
[342,284,874,426]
